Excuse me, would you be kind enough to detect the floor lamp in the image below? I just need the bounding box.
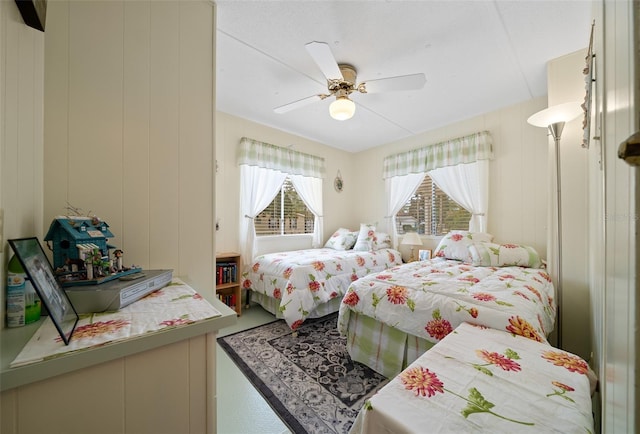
[527,101,582,349]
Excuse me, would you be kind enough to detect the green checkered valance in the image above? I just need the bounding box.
[383,131,493,179]
[237,137,326,179]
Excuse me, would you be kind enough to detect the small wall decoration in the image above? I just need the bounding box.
[581,20,595,149]
[334,170,344,192]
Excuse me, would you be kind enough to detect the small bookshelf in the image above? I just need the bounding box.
[215,252,241,315]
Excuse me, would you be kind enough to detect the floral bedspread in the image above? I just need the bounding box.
[338,258,556,345]
[241,248,402,330]
[350,322,594,433]
[10,279,221,367]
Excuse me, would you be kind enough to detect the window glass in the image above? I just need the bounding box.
[255,178,314,236]
[396,175,471,235]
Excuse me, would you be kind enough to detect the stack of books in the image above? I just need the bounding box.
[216,261,237,285]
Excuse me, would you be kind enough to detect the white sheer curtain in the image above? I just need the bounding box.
[383,131,493,235]
[237,137,326,266]
[289,174,324,248]
[385,173,425,248]
[239,165,287,267]
[428,160,490,232]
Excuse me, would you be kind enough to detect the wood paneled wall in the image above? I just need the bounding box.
[43,0,216,291]
[0,0,45,328]
[597,1,638,430]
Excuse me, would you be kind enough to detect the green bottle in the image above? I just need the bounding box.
[6,255,41,327]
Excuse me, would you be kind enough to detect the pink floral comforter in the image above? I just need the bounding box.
[350,322,594,433]
[338,258,556,345]
[242,248,402,330]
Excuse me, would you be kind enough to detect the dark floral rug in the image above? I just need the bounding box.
[217,313,388,434]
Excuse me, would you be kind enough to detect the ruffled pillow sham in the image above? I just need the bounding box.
[468,242,543,268]
[433,230,494,261]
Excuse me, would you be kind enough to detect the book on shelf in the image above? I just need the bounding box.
[216,262,237,285]
[218,293,236,309]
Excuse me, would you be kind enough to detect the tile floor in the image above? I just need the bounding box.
[216,304,292,434]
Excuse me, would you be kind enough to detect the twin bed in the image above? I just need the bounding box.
[349,322,594,433]
[337,257,556,378]
[336,230,556,378]
[241,226,402,330]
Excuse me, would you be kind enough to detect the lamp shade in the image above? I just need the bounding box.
[527,101,582,128]
[401,232,423,246]
[329,96,355,120]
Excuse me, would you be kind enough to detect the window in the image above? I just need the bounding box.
[396,175,471,235]
[255,178,314,236]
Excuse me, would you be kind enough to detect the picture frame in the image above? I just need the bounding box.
[8,237,78,345]
[14,0,47,32]
[418,249,432,261]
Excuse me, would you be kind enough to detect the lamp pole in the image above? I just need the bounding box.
[548,121,565,349]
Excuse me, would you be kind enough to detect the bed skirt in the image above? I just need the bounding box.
[251,291,342,320]
[343,312,435,379]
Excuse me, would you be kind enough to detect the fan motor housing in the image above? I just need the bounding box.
[338,64,357,85]
[328,64,358,96]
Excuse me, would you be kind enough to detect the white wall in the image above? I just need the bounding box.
[43,1,215,291]
[0,0,45,329]
[215,111,356,256]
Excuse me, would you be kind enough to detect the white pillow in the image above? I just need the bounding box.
[324,228,358,251]
[433,230,493,261]
[468,242,543,268]
[353,223,376,251]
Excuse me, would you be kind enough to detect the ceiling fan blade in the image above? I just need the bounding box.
[274,94,325,114]
[361,73,426,94]
[305,41,343,81]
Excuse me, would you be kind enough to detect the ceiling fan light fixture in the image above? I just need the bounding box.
[329,96,355,120]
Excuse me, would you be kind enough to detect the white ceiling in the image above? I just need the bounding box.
[215,1,593,153]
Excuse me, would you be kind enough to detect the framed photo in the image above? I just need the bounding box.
[418,249,432,261]
[8,237,78,345]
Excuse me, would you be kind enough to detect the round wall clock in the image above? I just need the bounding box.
[334,170,343,192]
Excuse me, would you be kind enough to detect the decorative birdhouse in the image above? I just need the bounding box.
[44,215,116,271]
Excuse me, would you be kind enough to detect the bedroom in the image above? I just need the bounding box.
[0,0,636,433]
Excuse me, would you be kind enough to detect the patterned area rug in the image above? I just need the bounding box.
[217,313,388,434]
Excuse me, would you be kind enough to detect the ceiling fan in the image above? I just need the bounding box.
[274,41,427,121]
